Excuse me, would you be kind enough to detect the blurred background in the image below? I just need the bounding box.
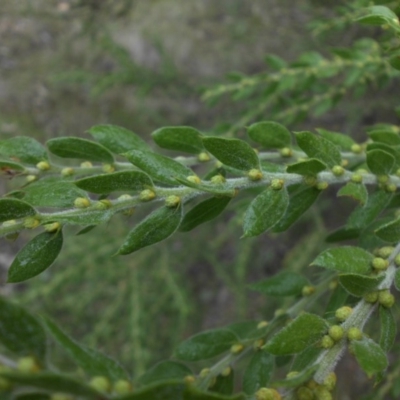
[0,1,399,398]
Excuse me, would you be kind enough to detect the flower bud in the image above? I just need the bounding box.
[321,335,334,349]
[351,173,363,183]
[102,164,115,173]
[186,175,201,184]
[271,179,284,190]
[328,325,344,341]
[332,165,345,176]
[94,199,112,210]
[302,285,315,296]
[26,175,37,183]
[211,174,226,184]
[89,376,111,393]
[280,147,292,157]
[36,161,50,171]
[377,246,394,259]
[323,372,337,391]
[230,343,244,354]
[23,217,40,229]
[165,195,181,208]
[248,169,263,181]
[257,321,268,329]
[80,161,93,168]
[44,222,61,233]
[198,152,210,162]
[139,189,156,201]
[255,387,281,400]
[372,257,389,271]
[364,291,379,303]
[61,167,74,177]
[221,367,231,377]
[17,357,40,373]
[335,306,353,321]
[351,144,362,154]
[113,379,133,395]
[199,368,210,378]
[296,386,313,400]
[378,290,395,308]
[316,181,328,190]
[347,327,363,341]
[377,175,389,184]
[385,183,397,193]
[74,197,91,208]
[118,194,132,201]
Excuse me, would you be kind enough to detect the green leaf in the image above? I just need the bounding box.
[243,187,289,237]
[210,370,234,395]
[184,388,245,400]
[264,313,328,355]
[379,306,396,352]
[272,365,318,388]
[316,128,355,150]
[202,137,260,171]
[0,296,47,362]
[375,217,400,242]
[356,5,399,26]
[123,150,193,186]
[350,337,388,377]
[248,271,309,297]
[247,121,291,149]
[368,130,400,146]
[114,380,185,400]
[324,285,349,319]
[75,171,153,194]
[20,178,88,208]
[242,351,274,395]
[394,269,400,291]
[8,231,63,283]
[325,226,361,243]
[339,274,383,297]
[14,394,50,400]
[138,361,191,386]
[175,177,236,197]
[311,246,373,275]
[117,205,183,255]
[366,150,395,175]
[0,159,25,171]
[291,346,321,371]
[47,137,114,163]
[227,321,268,341]
[174,329,238,361]
[152,126,204,154]
[179,197,231,232]
[273,187,320,232]
[88,124,150,153]
[366,143,400,168]
[286,159,327,176]
[295,131,341,168]
[0,372,102,398]
[0,198,36,222]
[0,137,48,164]
[389,53,400,71]
[338,182,368,204]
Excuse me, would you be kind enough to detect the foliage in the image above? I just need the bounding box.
[1,1,400,400]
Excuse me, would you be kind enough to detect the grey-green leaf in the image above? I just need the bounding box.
[316,128,355,150]
[375,217,400,242]
[286,159,327,176]
[0,159,25,172]
[117,206,183,255]
[75,171,153,194]
[338,182,368,204]
[339,274,383,297]
[264,313,328,355]
[366,150,395,175]
[0,296,47,362]
[243,187,289,237]
[379,306,396,352]
[174,329,238,361]
[0,137,48,164]
[179,197,231,232]
[123,150,193,185]
[88,124,150,153]
[311,246,373,275]
[138,361,192,386]
[242,351,274,395]
[44,318,128,381]
[152,126,204,154]
[47,137,114,163]
[295,131,341,168]
[202,137,260,171]
[0,198,36,222]
[247,121,291,149]
[8,230,63,283]
[248,271,309,297]
[356,5,399,26]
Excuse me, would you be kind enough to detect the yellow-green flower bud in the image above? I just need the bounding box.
[351,144,362,154]
[364,291,379,303]
[102,164,115,173]
[356,168,368,175]
[210,174,226,184]
[280,147,293,157]
[118,194,132,201]
[248,169,263,181]
[314,386,333,400]
[253,339,265,349]
[61,167,74,177]
[323,372,337,391]
[304,176,317,186]
[165,195,181,208]
[286,371,299,379]
[2,219,17,227]
[378,175,389,184]
[94,199,112,210]
[74,197,91,208]
[36,161,50,171]
[199,368,210,378]
[328,325,344,341]
[255,387,281,400]
[385,183,397,193]
[221,367,231,377]
[372,257,389,271]
[23,217,40,229]
[198,152,211,162]
[377,246,394,259]
[230,343,244,354]
[335,306,353,321]
[122,208,135,217]
[306,379,318,390]
[347,327,363,341]
[274,309,286,317]
[26,175,37,183]
[271,179,284,190]
[184,375,196,384]
[80,161,93,168]
[187,175,201,184]
[139,189,156,201]
[89,376,111,393]
[351,173,363,183]
[302,285,315,296]
[378,290,395,308]
[321,335,334,349]
[341,159,349,167]
[296,386,314,400]
[316,181,328,190]
[332,165,345,176]
[329,280,338,290]
[44,222,61,233]
[17,357,40,373]
[113,379,133,395]
[257,320,269,329]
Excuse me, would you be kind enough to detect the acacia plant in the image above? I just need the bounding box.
[1,3,400,400]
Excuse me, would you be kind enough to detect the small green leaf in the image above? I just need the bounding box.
[286,159,327,176]
[0,137,48,164]
[88,124,150,153]
[350,337,388,377]
[394,269,400,291]
[123,150,193,186]
[75,171,153,194]
[316,128,355,150]
[0,372,102,398]
[179,197,231,232]
[369,130,400,145]
[366,150,395,175]
[114,380,185,400]
[0,198,36,222]
[389,53,400,71]
[0,296,47,362]
[366,143,400,168]
[243,187,289,237]
[325,226,361,243]
[248,271,309,297]
[273,187,320,232]
[44,318,128,381]
[324,285,349,318]
[247,121,291,149]
[291,347,321,371]
[339,274,383,297]
[152,126,204,154]
[8,231,63,283]
[202,137,260,171]
[311,246,373,275]
[174,329,238,361]
[356,5,399,26]
[0,159,25,171]
[295,131,341,168]
[117,206,183,255]
[138,361,192,386]
[272,365,318,388]
[47,137,114,163]
[264,313,328,355]
[379,306,396,352]
[338,182,368,204]
[210,370,234,395]
[227,321,267,341]
[375,217,400,242]
[242,351,274,394]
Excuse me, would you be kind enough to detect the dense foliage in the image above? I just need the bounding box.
[1,2,400,399]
